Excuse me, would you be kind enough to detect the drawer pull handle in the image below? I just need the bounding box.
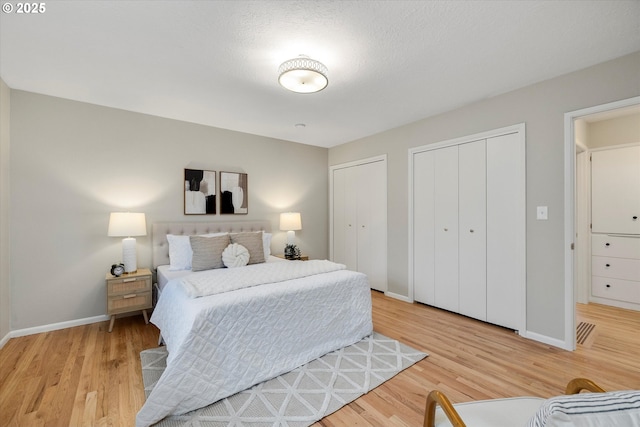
[605,264,610,268]
[123,294,137,299]
[606,284,611,288]
[123,278,136,283]
[605,243,610,247]
[470,229,474,233]
[634,216,638,220]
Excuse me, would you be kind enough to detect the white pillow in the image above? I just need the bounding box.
[222,243,250,268]
[167,235,192,270]
[167,232,228,270]
[262,232,272,259]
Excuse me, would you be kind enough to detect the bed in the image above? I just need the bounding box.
[136,221,373,427]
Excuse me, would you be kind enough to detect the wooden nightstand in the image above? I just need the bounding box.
[274,254,309,261]
[106,268,152,332]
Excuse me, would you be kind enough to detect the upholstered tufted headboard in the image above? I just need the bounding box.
[152,221,272,269]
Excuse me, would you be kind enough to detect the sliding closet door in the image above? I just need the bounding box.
[410,123,525,333]
[434,146,459,313]
[486,132,524,330]
[356,160,387,292]
[332,167,357,271]
[413,150,436,304]
[331,157,388,292]
[458,140,487,321]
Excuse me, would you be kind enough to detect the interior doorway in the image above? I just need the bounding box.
[564,96,640,351]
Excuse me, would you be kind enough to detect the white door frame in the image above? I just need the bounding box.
[563,96,640,351]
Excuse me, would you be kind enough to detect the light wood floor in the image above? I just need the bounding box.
[1,292,639,427]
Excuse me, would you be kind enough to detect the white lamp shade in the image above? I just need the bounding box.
[280,212,302,231]
[108,212,146,273]
[108,212,147,237]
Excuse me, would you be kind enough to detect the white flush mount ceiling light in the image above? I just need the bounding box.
[278,55,328,94]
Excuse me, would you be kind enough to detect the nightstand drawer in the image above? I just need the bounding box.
[107,276,151,295]
[108,291,152,314]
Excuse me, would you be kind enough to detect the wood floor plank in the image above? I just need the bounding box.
[1,293,639,426]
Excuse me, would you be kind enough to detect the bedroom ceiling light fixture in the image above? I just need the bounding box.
[278,55,328,93]
[108,212,147,273]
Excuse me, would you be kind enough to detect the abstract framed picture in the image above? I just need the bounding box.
[220,172,248,214]
[184,168,216,215]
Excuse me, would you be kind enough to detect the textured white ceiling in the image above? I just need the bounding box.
[1,1,639,148]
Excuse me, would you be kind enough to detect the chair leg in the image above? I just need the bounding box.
[424,390,466,427]
[565,378,606,394]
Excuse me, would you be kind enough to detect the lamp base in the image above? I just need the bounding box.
[122,237,138,273]
[286,230,296,245]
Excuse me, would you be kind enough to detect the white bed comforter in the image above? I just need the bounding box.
[136,264,372,427]
[180,259,347,297]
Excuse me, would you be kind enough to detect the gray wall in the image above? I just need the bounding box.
[0,78,10,341]
[329,52,640,342]
[9,90,328,330]
[587,113,640,149]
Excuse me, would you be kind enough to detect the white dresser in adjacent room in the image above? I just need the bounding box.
[590,144,640,310]
[591,235,640,309]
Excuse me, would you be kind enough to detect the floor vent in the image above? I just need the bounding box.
[577,321,596,345]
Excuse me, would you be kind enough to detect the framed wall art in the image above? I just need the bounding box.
[184,168,216,215]
[220,171,248,214]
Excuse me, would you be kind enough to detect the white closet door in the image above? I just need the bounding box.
[413,150,436,304]
[458,140,487,321]
[486,132,524,330]
[332,167,357,271]
[434,146,459,312]
[592,146,640,235]
[356,160,388,292]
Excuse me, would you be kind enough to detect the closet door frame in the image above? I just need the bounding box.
[408,123,526,333]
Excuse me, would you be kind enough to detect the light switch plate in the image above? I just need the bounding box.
[537,206,548,220]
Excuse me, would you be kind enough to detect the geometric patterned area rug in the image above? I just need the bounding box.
[140,332,428,427]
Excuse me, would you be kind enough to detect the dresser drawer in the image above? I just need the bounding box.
[107,275,151,295]
[108,291,152,314]
[592,234,640,259]
[592,276,640,304]
[592,256,640,281]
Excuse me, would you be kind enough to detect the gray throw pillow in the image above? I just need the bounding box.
[229,232,265,264]
[190,234,231,271]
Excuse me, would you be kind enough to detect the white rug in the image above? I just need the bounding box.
[140,332,427,426]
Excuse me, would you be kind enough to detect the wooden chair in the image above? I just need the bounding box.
[423,378,606,427]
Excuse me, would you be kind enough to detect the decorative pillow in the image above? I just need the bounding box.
[527,390,640,427]
[167,235,192,270]
[167,232,228,270]
[222,243,250,268]
[262,232,272,259]
[190,234,231,272]
[230,232,265,264]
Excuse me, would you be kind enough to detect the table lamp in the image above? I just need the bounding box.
[279,212,302,245]
[108,212,146,273]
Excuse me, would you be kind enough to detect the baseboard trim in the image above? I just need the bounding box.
[522,330,573,351]
[0,332,11,349]
[384,291,412,303]
[7,314,110,341]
